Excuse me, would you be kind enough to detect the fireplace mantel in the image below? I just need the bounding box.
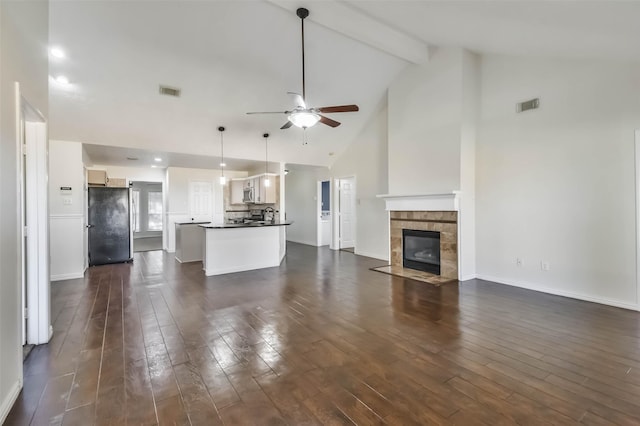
[376,191,460,212]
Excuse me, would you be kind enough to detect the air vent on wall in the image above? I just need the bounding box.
[159,85,181,97]
[517,98,539,113]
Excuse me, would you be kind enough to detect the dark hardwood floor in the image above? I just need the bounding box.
[6,242,640,425]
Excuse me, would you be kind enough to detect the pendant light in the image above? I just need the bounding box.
[263,133,270,187]
[218,126,226,185]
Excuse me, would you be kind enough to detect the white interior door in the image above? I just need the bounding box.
[20,109,27,345]
[189,181,213,220]
[24,120,50,344]
[339,178,356,249]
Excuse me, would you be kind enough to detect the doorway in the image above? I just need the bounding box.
[317,180,331,246]
[131,181,164,252]
[335,176,356,251]
[18,85,50,348]
[635,130,640,310]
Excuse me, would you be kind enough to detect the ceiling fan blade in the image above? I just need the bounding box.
[287,92,306,108]
[316,105,359,113]
[280,121,294,130]
[319,115,341,128]
[246,111,288,115]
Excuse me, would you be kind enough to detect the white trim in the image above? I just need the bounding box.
[376,192,458,199]
[286,238,319,247]
[205,262,281,276]
[337,175,357,249]
[459,274,478,281]
[0,380,22,425]
[635,130,640,308]
[354,249,388,261]
[51,272,85,282]
[49,213,84,218]
[377,192,460,212]
[316,180,322,247]
[475,274,640,312]
[25,121,50,345]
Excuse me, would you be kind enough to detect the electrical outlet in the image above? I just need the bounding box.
[541,261,550,271]
[516,258,523,267]
[63,197,72,205]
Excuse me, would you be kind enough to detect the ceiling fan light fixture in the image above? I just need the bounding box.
[289,111,320,128]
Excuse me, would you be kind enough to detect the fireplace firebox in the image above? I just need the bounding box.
[402,229,441,275]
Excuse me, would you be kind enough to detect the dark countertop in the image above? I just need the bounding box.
[175,221,211,225]
[200,221,293,229]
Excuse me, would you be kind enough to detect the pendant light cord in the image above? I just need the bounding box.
[218,126,225,179]
[264,133,269,175]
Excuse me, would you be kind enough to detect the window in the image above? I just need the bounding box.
[148,191,163,231]
[132,189,141,232]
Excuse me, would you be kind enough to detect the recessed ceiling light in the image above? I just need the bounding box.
[50,47,65,58]
[55,75,70,85]
[151,165,158,168]
[220,162,226,167]
[154,157,162,162]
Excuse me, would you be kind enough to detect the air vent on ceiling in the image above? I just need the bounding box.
[126,157,138,161]
[516,98,539,113]
[159,85,181,97]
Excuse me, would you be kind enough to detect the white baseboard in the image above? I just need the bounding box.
[51,271,84,282]
[286,238,318,247]
[0,380,22,424]
[459,274,478,281]
[205,261,280,276]
[475,274,640,312]
[354,249,388,262]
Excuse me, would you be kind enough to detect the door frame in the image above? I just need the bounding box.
[17,83,51,345]
[635,130,640,310]
[316,180,332,247]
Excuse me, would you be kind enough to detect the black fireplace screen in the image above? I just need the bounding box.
[402,229,441,275]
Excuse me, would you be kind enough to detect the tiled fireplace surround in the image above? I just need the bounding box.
[390,210,458,279]
[378,192,462,282]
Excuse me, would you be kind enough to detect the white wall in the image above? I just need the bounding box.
[388,47,463,195]
[476,54,640,309]
[458,51,480,280]
[386,47,478,275]
[0,0,49,422]
[285,166,329,246]
[330,104,389,260]
[49,140,85,281]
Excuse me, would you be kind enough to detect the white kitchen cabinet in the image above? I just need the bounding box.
[230,179,245,204]
[258,175,276,204]
[253,177,263,204]
[230,174,277,204]
[87,169,107,186]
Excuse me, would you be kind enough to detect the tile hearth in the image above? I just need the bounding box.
[370,264,456,286]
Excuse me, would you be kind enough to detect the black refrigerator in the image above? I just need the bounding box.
[88,187,132,266]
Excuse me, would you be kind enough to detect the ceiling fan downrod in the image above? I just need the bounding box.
[297,8,309,102]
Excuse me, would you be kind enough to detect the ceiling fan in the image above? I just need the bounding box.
[246,7,359,130]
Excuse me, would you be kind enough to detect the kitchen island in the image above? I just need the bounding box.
[199,221,292,276]
[175,221,210,263]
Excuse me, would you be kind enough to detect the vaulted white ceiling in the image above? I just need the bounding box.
[49,1,640,168]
